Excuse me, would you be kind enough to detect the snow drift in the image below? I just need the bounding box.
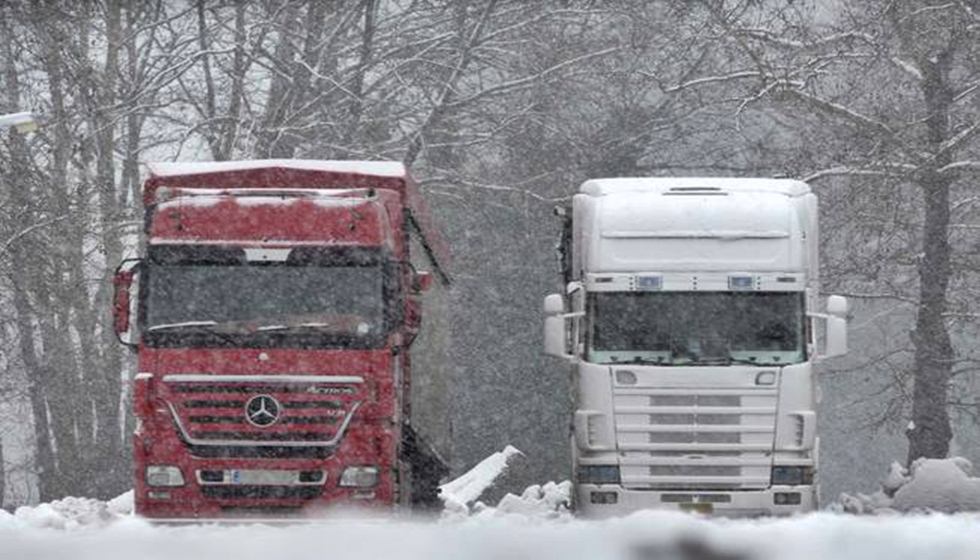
[438,445,571,519]
[839,457,980,514]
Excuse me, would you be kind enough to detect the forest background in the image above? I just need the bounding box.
[1,0,979,507]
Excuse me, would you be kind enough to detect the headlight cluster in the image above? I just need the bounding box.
[339,466,380,488]
[577,465,621,484]
[146,465,185,487]
[771,466,814,486]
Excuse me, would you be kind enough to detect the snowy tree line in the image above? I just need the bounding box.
[0,0,978,505]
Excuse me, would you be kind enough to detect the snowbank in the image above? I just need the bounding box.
[3,497,117,530]
[479,481,571,519]
[839,457,980,514]
[438,445,524,516]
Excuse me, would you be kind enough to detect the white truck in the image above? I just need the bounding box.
[544,178,847,517]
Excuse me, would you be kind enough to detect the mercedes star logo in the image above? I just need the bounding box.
[245,394,281,427]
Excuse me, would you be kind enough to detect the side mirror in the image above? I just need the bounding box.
[412,270,434,294]
[823,295,848,358]
[827,295,847,316]
[404,297,422,346]
[113,259,142,347]
[543,293,564,316]
[543,293,572,359]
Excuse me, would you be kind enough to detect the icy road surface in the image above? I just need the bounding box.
[3,511,980,560]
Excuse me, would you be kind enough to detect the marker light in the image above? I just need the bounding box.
[728,275,754,290]
[636,276,662,291]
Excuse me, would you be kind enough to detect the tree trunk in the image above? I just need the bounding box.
[906,46,955,463]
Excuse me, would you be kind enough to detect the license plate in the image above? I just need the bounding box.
[227,469,298,485]
[679,502,714,515]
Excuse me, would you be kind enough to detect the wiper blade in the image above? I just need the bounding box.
[146,320,240,345]
[689,356,783,366]
[628,358,669,365]
[728,357,772,366]
[147,321,218,331]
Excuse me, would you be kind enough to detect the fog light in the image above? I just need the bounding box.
[198,470,224,483]
[615,370,637,385]
[299,470,325,483]
[590,491,618,505]
[339,466,380,488]
[577,465,621,484]
[146,465,185,487]
[774,492,801,505]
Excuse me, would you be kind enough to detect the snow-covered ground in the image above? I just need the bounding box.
[4,508,980,560]
[6,454,980,560]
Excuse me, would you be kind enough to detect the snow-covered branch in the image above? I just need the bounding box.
[804,164,916,183]
[784,89,895,138]
[651,70,762,94]
[938,161,980,174]
[445,46,620,109]
[734,27,875,49]
[890,57,924,81]
[937,121,980,158]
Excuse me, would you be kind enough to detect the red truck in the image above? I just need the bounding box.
[112,160,451,520]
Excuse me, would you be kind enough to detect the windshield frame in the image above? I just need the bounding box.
[585,290,808,366]
[139,245,400,349]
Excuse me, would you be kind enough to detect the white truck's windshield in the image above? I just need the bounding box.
[588,292,805,366]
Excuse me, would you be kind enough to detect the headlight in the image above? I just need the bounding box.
[339,466,379,488]
[771,466,813,486]
[146,465,185,487]
[577,465,621,484]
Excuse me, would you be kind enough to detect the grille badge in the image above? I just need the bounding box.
[245,394,281,427]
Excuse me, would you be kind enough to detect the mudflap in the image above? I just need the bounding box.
[401,423,450,510]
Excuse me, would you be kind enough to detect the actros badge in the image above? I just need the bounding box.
[245,394,281,427]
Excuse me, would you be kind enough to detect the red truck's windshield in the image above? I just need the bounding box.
[141,245,397,349]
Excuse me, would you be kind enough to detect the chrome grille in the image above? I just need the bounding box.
[614,387,777,489]
[161,374,363,458]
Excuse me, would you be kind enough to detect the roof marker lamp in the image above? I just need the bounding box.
[729,275,755,291]
[636,275,662,291]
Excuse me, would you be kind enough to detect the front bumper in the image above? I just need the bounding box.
[134,428,396,519]
[576,484,816,518]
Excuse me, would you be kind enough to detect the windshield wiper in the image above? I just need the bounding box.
[147,321,239,345]
[147,321,219,331]
[684,356,785,366]
[601,357,668,365]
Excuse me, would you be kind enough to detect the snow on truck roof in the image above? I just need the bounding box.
[580,177,810,197]
[146,159,406,178]
[142,159,452,285]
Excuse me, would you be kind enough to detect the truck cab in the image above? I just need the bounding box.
[113,160,450,520]
[545,178,847,517]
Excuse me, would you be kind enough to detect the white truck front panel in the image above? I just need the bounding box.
[611,365,780,490]
[574,362,817,516]
[565,177,822,517]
